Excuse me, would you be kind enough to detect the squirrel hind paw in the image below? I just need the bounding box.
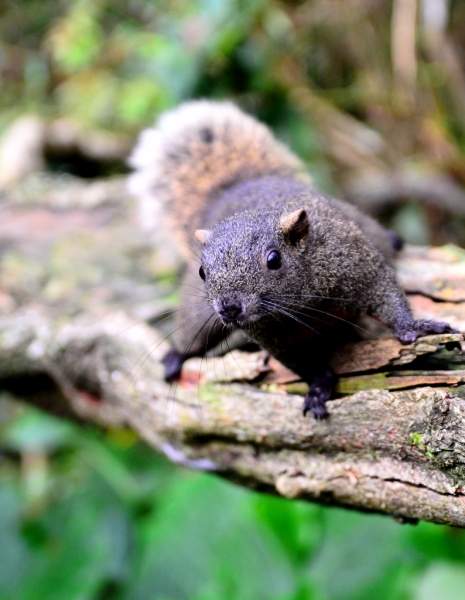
[396,320,460,345]
[162,348,185,382]
[302,392,329,420]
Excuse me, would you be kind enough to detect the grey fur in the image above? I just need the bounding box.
[130,101,456,418]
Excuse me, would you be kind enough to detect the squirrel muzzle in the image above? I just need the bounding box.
[217,298,244,323]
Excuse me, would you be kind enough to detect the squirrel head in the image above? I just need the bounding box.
[196,207,312,327]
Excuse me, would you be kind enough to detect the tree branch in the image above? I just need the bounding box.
[1,175,465,526]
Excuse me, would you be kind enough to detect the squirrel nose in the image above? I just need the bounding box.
[219,299,244,321]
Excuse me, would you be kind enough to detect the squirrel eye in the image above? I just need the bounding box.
[199,266,206,280]
[266,250,281,270]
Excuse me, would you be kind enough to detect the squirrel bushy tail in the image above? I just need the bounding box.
[128,100,307,252]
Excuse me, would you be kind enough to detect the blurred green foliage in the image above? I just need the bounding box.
[3,0,465,242]
[3,403,465,600]
[0,0,271,131]
[3,0,465,598]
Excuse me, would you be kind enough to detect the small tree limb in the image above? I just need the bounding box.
[1,175,465,526]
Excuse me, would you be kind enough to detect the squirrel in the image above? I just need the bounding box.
[129,100,457,419]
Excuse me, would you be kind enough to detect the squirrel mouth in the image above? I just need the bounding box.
[217,312,261,327]
[218,314,244,326]
[215,299,245,324]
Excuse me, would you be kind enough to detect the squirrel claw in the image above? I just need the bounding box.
[302,391,329,420]
[396,320,459,345]
[162,349,184,382]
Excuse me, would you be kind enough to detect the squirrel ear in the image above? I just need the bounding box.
[195,229,211,245]
[280,208,310,245]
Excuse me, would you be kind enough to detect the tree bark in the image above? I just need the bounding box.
[2,174,465,526]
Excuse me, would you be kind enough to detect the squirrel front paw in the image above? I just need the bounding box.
[395,319,459,345]
[162,348,185,382]
[302,368,335,419]
[303,392,328,420]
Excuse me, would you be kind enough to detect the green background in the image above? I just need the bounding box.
[3,407,465,600]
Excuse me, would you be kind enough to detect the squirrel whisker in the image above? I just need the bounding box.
[126,306,213,392]
[165,311,217,422]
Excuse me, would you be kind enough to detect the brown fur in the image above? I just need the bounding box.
[128,100,307,257]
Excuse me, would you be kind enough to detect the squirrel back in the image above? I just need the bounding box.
[128,100,307,255]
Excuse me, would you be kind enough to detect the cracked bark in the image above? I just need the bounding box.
[2,175,465,526]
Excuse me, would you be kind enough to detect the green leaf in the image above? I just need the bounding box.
[3,410,76,453]
[414,562,465,600]
[309,509,410,600]
[125,475,297,600]
[253,494,323,565]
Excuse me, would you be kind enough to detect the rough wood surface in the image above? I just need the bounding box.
[2,174,465,526]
